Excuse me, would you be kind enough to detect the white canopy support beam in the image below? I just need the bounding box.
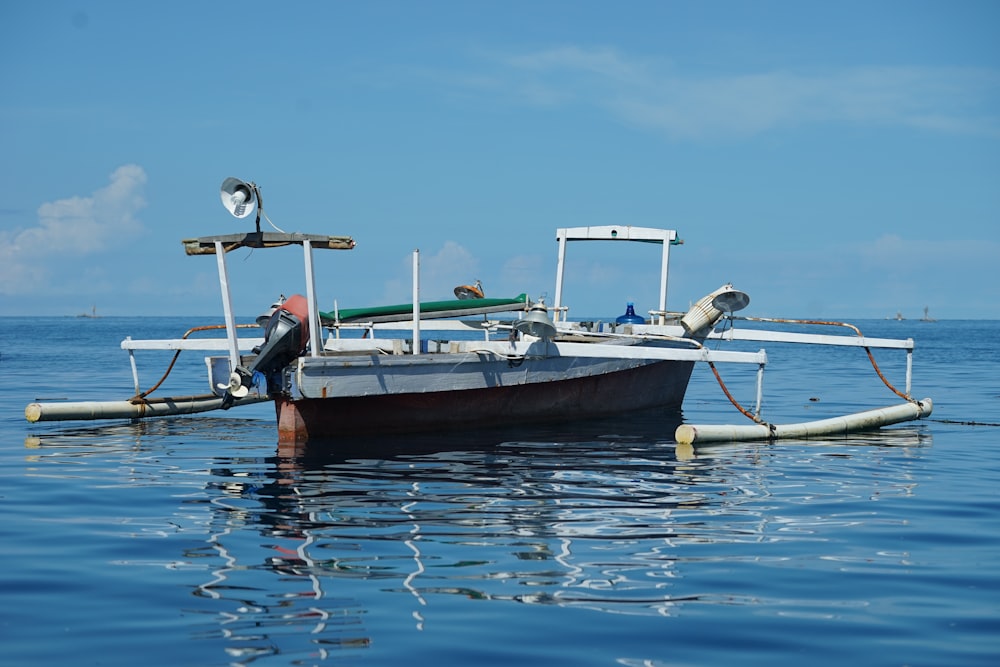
[215,240,241,375]
[303,239,322,358]
[413,249,421,354]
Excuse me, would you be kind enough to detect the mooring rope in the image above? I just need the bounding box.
[929,418,1000,427]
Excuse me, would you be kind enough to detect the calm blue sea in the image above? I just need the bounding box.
[2,317,998,666]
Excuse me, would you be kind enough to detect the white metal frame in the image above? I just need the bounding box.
[553,226,677,325]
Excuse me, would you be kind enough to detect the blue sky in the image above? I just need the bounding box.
[2,1,998,320]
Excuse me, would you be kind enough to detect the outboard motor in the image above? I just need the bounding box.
[221,294,311,408]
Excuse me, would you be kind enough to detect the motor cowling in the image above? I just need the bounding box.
[222,294,311,407]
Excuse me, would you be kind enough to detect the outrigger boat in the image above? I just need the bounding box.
[25,178,932,446]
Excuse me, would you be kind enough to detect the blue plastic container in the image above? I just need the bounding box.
[615,302,645,325]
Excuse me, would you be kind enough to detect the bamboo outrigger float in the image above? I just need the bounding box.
[25,178,932,446]
[676,399,933,445]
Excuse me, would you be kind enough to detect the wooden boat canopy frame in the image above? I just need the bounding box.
[182,230,357,383]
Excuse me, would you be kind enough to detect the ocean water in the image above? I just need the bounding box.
[2,317,998,666]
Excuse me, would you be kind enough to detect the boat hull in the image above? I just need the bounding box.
[275,357,694,444]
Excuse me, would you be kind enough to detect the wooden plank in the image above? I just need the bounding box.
[182,232,355,255]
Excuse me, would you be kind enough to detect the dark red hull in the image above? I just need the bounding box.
[275,360,694,444]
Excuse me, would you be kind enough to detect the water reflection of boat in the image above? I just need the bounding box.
[184,420,933,656]
[20,416,932,661]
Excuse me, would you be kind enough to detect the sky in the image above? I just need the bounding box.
[1,0,998,320]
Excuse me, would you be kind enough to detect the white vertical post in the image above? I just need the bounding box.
[658,234,672,325]
[215,241,241,373]
[905,346,913,397]
[126,340,141,394]
[553,231,568,323]
[412,249,420,353]
[755,355,766,418]
[303,239,322,358]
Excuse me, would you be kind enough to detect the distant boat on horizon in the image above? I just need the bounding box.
[77,305,100,319]
[886,307,937,322]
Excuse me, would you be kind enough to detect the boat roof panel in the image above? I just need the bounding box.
[182,232,355,255]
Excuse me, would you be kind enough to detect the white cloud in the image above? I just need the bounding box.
[382,240,480,302]
[0,164,147,294]
[487,47,1000,139]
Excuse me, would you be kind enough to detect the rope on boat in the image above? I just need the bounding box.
[862,345,911,401]
[129,323,260,404]
[704,316,918,428]
[929,418,1000,427]
[707,360,766,424]
[738,316,913,402]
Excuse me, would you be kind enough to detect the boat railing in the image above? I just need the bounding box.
[706,326,913,350]
[121,337,264,351]
[647,310,685,325]
[120,334,266,398]
[550,305,570,323]
[702,316,916,401]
